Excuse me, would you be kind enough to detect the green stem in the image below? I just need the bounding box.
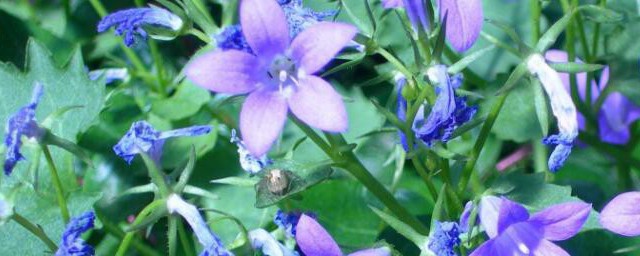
[115,200,165,256]
[98,214,161,256]
[168,216,178,256]
[377,47,413,78]
[177,220,196,256]
[458,93,509,195]
[411,157,438,200]
[41,145,70,223]
[530,0,541,44]
[189,29,212,44]
[148,41,168,95]
[291,118,428,234]
[12,214,58,252]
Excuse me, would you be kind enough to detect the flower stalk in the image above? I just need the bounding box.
[41,144,70,224]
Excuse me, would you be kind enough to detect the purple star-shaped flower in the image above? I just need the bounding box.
[546,50,640,145]
[4,82,44,175]
[599,192,640,236]
[471,196,591,256]
[296,214,391,256]
[55,211,95,256]
[186,0,356,156]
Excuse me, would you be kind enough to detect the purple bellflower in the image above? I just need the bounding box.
[471,196,591,256]
[186,0,356,156]
[248,228,299,256]
[427,221,461,256]
[296,214,391,256]
[55,211,96,256]
[97,6,184,47]
[527,53,579,172]
[438,0,483,52]
[396,66,476,150]
[546,50,640,145]
[599,192,640,236]
[167,194,233,256]
[113,121,212,164]
[4,82,44,175]
[230,129,271,174]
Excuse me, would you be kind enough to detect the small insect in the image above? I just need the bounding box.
[266,169,290,195]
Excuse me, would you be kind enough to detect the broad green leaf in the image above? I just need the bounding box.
[0,186,101,255]
[151,81,211,121]
[487,75,542,142]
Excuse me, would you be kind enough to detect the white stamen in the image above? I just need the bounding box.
[517,243,530,254]
[279,70,288,83]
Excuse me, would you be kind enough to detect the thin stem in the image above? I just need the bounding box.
[12,214,58,252]
[97,211,162,256]
[189,29,212,44]
[115,200,165,256]
[41,145,70,223]
[148,41,168,95]
[458,93,509,194]
[530,0,541,44]
[168,216,178,256]
[177,220,196,256]
[291,118,428,234]
[411,157,438,200]
[377,47,413,78]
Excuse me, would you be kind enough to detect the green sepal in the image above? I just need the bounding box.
[369,207,427,247]
[549,62,604,73]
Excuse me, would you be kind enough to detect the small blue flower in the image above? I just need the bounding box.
[55,211,95,256]
[230,130,270,175]
[280,0,337,38]
[396,66,476,150]
[527,54,578,172]
[274,209,313,238]
[428,221,461,256]
[4,82,44,175]
[414,65,477,146]
[113,121,212,164]
[166,194,233,256]
[215,25,253,53]
[88,68,130,84]
[97,7,184,47]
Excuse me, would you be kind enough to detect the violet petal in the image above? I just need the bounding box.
[438,0,483,52]
[289,22,357,75]
[528,202,591,241]
[479,196,529,238]
[240,0,290,58]
[288,76,348,132]
[348,247,391,256]
[533,239,570,256]
[402,0,429,32]
[600,192,640,236]
[295,214,342,256]
[186,50,261,94]
[382,0,404,8]
[239,90,288,156]
[491,222,543,256]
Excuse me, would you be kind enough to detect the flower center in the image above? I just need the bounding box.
[267,55,299,97]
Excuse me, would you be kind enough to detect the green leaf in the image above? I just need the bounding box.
[536,10,576,52]
[489,77,543,142]
[447,45,496,74]
[0,186,101,255]
[370,207,426,247]
[495,63,528,95]
[254,160,333,208]
[579,5,624,23]
[531,78,550,137]
[151,81,211,121]
[549,62,604,73]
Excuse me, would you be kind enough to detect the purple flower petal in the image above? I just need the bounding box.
[240,0,290,58]
[600,192,640,236]
[295,214,342,256]
[470,222,544,256]
[528,202,591,241]
[382,0,403,8]
[402,0,430,32]
[348,247,391,256]
[288,76,348,132]
[599,92,632,144]
[459,201,474,233]
[289,22,357,75]
[240,90,288,156]
[186,50,261,94]
[534,239,570,256]
[480,196,529,238]
[438,0,483,52]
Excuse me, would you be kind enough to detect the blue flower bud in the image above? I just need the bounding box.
[97,7,184,47]
[55,212,95,256]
